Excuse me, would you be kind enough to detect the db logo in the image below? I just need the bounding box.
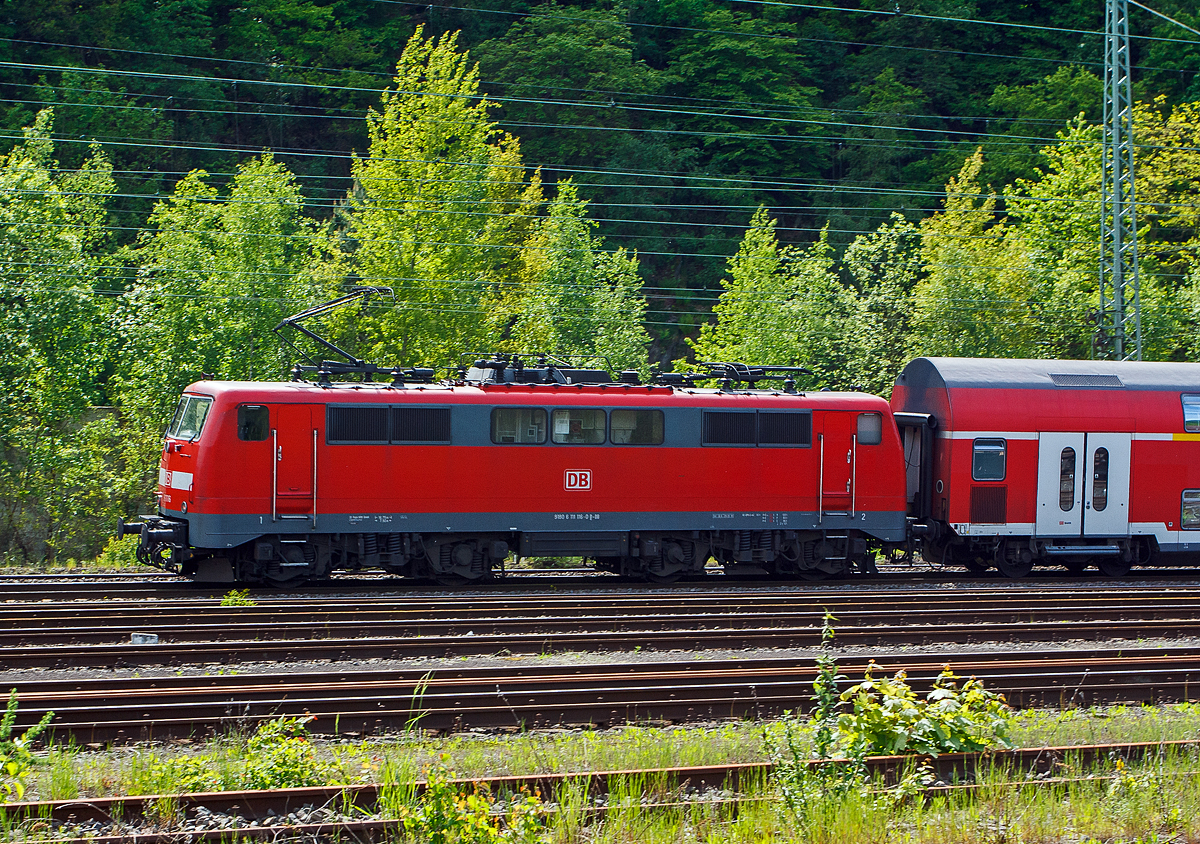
[564,470,592,491]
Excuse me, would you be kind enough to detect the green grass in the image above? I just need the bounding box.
[10,724,1200,842]
[14,704,1200,805]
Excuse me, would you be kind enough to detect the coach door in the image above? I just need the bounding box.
[1035,432,1131,537]
[1080,433,1131,536]
[273,404,318,523]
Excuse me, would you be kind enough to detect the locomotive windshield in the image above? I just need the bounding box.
[167,395,213,441]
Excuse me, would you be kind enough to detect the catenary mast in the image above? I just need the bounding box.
[1098,0,1142,360]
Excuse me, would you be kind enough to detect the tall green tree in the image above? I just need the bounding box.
[0,110,119,561]
[347,27,543,369]
[492,180,650,372]
[909,150,1045,359]
[843,213,923,392]
[689,208,860,388]
[476,8,663,169]
[119,153,337,494]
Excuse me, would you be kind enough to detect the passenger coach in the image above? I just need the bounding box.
[891,357,1200,576]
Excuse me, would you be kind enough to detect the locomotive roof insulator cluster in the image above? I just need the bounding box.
[458,351,624,387]
[654,362,815,393]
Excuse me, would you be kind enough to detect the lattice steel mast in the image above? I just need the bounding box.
[1098,0,1142,360]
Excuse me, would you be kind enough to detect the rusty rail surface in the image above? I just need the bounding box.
[6,648,1200,743]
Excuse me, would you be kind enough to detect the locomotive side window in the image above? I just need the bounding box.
[1092,447,1109,511]
[856,413,883,445]
[552,408,606,444]
[971,438,1006,481]
[327,406,388,443]
[1184,394,1200,432]
[237,405,270,441]
[167,396,213,441]
[391,407,451,443]
[1059,447,1076,511]
[759,412,812,446]
[491,407,547,444]
[1183,490,1200,529]
[610,409,664,445]
[703,411,756,445]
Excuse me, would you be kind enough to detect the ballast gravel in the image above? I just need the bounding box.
[2,635,1197,685]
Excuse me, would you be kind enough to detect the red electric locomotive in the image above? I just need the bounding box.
[892,357,1200,577]
[127,358,909,584]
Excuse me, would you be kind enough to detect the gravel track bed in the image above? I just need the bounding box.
[6,636,1199,685]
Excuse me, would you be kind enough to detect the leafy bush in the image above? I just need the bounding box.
[399,759,546,844]
[838,662,1011,757]
[1,689,54,799]
[220,589,256,607]
[136,754,224,794]
[94,535,141,570]
[243,716,328,789]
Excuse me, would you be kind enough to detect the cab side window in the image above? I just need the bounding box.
[857,413,883,445]
[972,438,1006,481]
[1183,394,1200,432]
[237,405,270,441]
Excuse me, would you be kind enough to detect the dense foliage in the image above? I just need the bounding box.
[1,2,1200,561]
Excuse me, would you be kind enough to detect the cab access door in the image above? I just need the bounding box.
[273,404,319,524]
[1035,432,1131,538]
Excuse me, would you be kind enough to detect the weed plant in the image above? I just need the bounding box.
[0,690,54,800]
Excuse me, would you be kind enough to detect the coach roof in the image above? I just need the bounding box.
[894,357,1200,393]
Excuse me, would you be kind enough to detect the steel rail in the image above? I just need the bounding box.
[6,567,1200,600]
[6,610,1200,669]
[7,600,1200,647]
[6,585,1200,645]
[7,649,1200,742]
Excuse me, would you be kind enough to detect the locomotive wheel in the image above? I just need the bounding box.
[996,557,1033,578]
[963,558,989,575]
[1097,556,1132,578]
[645,570,684,585]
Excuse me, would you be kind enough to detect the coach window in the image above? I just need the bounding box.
[237,405,270,441]
[552,408,606,444]
[1059,447,1077,511]
[971,438,1006,481]
[491,407,547,444]
[1184,395,1200,432]
[610,409,664,445]
[1183,491,1200,529]
[857,413,883,445]
[1092,448,1109,511]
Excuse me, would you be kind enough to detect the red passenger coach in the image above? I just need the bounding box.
[891,357,1200,577]
[129,359,910,584]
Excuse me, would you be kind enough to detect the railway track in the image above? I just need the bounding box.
[7,647,1200,743]
[6,565,1200,601]
[5,584,1200,667]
